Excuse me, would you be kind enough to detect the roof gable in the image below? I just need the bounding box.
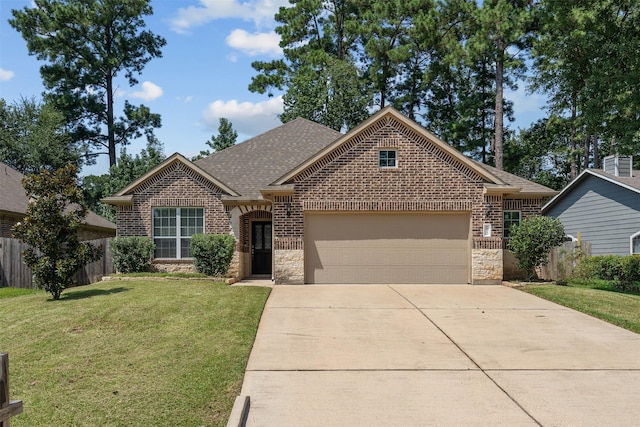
[111,153,240,198]
[274,107,505,186]
[543,168,640,213]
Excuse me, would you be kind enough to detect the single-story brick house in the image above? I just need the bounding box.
[543,156,640,255]
[1,161,116,240]
[103,107,557,284]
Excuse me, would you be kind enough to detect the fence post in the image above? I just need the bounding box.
[0,353,23,427]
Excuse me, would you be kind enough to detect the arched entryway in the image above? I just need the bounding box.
[238,209,273,278]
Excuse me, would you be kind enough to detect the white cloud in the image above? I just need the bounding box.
[226,29,282,57]
[0,68,14,81]
[203,96,284,136]
[170,0,289,34]
[131,81,163,101]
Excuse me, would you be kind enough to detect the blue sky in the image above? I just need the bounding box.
[0,0,547,177]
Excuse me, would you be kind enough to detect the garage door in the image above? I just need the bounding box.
[304,212,470,284]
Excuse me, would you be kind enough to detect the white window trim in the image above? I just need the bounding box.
[152,207,204,259]
[630,231,640,254]
[503,210,521,239]
[566,235,578,242]
[378,149,398,169]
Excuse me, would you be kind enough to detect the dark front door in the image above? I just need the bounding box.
[251,221,272,275]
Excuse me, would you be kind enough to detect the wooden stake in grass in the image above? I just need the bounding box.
[0,353,23,427]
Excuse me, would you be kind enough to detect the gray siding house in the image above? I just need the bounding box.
[542,156,640,255]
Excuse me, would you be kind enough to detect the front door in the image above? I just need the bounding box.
[251,221,272,275]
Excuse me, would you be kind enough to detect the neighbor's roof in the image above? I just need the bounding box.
[0,162,116,231]
[543,168,640,212]
[475,162,558,196]
[195,117,342,198]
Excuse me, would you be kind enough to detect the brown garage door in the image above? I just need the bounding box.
[304,212,470,284]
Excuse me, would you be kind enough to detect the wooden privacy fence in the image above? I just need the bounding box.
[537,240,592,281]
[0,353,23,427]
[0,237,113,289]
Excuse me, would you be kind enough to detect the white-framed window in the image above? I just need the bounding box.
[630,231,640,254]
[152,207,204,259]
[503,210,521,238]
[379,149,397,168]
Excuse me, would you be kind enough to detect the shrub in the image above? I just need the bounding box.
[12,165,102,300]
[615,255,640,293]
[110,237,155,273]
[190,234,235,277]
[575,255,623,280]
[508,216,565,280]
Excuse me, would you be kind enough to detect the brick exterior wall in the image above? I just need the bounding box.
[272,115,502,284]
[115,161,232,272]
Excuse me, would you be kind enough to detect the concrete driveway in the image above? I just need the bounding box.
[230,285,640,426]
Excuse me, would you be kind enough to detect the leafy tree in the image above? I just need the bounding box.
[0,97,82,174]
[249,0,370,131]
[83,138,165,220]
[192,118,238,161]
[466,0,534,170]
[12,165,102,300]
[531,0,640,175]
[504,118,572,190]
[10,0,166,167]
[508,216,565,281]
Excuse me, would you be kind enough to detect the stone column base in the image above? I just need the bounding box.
[472,248,503,285]
[274,249,304,284]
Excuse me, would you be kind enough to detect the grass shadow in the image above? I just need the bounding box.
[53,287,130,301]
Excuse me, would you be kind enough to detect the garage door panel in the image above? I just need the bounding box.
[305,213,470,284]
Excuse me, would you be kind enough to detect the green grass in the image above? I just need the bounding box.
[0,287,41,299]
[522,279,640,333]
[110,272,210,278]
[0,279,270,426]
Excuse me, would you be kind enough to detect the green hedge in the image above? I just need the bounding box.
[575,254,640,293]
[109,236,155,273]
[190,234,235,277]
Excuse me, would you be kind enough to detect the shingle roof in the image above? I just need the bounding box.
[543,168,640,213]
[475,162,559,196]
[590,168,640,191]
[0,162,116,231]
[194,117,342,198]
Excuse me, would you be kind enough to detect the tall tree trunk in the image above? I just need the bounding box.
[583,132,590,170]
[494,45,504,170]
[107,73,116,167]
[593,132,599,168]
[570,97,577,179]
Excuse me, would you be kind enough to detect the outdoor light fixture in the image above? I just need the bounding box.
[285,202,291,217]
[485,202,492,218]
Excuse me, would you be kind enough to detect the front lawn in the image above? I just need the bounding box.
[521,280,640,333]
[0,279,270,426]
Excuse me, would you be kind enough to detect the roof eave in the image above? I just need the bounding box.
[101,195,133,206]
[483,184,522,195]
[221,196,271,207]
[260,184,295,199]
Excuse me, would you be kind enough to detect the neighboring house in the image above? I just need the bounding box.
[103,107,556,284]
[0,162,116,240]
[543,155,640,256]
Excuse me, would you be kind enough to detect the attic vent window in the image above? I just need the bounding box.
[379,150,397,168]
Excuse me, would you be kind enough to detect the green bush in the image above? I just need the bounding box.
[575,255,623,280]
[574,254,640,293]
[190,234,235,277]
[109,236,155,273]
[508,216,565,280]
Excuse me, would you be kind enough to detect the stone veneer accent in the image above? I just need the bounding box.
[472,249,503,284]
[274,249,304,284]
